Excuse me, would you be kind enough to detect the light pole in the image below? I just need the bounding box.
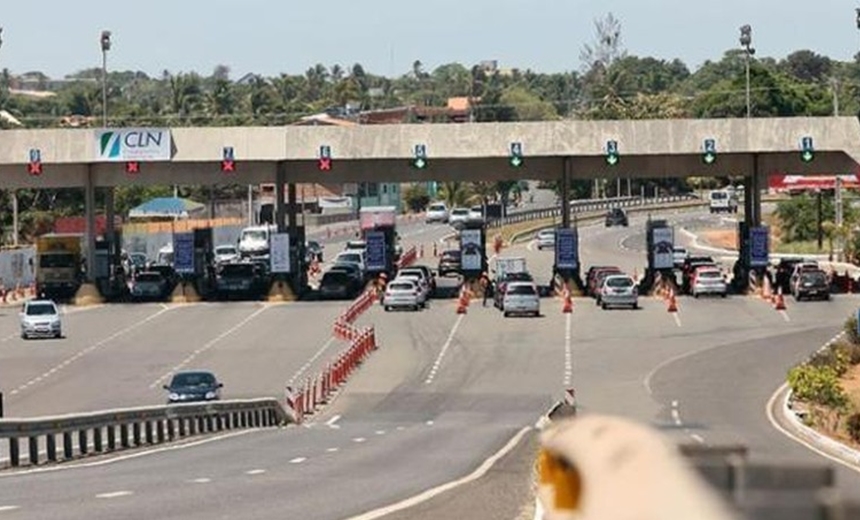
[100,30,111,127]
[739,25,755,118]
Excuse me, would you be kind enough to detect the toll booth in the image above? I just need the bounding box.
[360,206,398,278]
[554,226,583,292]
[94,231,127,301]
[642,218,675,293]
[459,220,488,281]
[193,228,215,298]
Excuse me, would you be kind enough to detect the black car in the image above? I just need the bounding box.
[682,256,717,293]
[329,262,365,285]
[215,262,263,299]
[164,370,223,404]
[438,250,461,277]
[792,269,830,301]
[605,208,629,227]
[319,270,359,300]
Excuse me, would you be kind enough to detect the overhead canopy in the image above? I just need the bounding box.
[128,197,205,219]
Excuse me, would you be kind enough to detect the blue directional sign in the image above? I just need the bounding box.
[749,226,769,267]
[173,232,195,274]
[223,146,235,161]
[365,231,387,272]
[29,149,41,163]
[555,228,579,270]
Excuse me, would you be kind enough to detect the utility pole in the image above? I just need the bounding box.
[836,176,844,260]
[830,77,840,117]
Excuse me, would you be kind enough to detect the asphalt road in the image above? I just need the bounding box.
[0,210,858,519]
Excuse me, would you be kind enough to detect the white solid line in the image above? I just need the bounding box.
[672,313,682,328]
[690,434,705,444]
[96,491,133,499]
[780,310,791,322]
[346,426,532,520]
[149,305,269,389]
[767,383,860,474]
[326,415,342,428]
[424,314,465,385]
[245,469,267,475]
[0,506,20,512]
[289,457,307,464]
[288,336,337,387]
[353,437,366,443]
[189,478,211,484]
[563,313,572,386]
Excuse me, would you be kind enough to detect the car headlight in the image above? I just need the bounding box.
[168,393,180,401]
[205,391,217,400]
[51,320,60,327]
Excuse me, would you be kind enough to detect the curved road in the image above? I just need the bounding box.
[0,210,857,519]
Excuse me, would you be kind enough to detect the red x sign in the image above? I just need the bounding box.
[221,160,236,172]
[27,162,42,176]
[125,161,140,174]
[318,157,332,171]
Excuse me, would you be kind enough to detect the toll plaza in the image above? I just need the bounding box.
[2,117,860,302]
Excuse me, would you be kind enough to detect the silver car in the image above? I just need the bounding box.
[536,229,556,250]
[383,279,425,311]
[691,268,728,298]
[599,275,638,309]
[20,300,62,339]
[502,281,540,317]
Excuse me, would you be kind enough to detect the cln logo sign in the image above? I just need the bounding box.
[95,128,173,162]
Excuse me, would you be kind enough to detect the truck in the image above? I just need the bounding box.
[708,189,738,214]
[493,257,528,283]
[238,224,277,259]
[35,234,84,300]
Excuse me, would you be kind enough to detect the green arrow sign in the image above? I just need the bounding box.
[606,154,619,166]
[413,157,427,169]
[801,150,814,163]
[509,156,523,168]
[703,153,716,165]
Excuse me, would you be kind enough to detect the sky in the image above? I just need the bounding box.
[1,0,857,79]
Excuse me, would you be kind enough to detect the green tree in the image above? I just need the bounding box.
[403,184,430,213]
[438,182,469,208]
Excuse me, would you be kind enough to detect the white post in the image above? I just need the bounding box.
[247,184,253,226]
[836,176,844,260]
[11,190,18,247]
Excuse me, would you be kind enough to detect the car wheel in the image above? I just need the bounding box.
[55,331,62,339]
[693,293,699,299]
[632,302,638,310]
[503,311,510,317]
[721,293,727,298]
[601,302,608,310]
[384,306,390,312]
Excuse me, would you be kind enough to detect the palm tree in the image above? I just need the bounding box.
[439,182,469,208]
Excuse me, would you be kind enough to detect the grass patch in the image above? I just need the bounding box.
[773,240,829,255]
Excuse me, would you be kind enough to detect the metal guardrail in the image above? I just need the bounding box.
[0,398,288,468]
[489,194,700,229]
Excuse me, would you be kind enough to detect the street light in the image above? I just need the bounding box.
[0,27,4,51]
[739,25,755,118]
[100,30,111,127]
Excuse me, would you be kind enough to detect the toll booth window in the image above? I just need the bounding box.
[382,184,388,194]
[365,183,379,197]
[40,254,77,268]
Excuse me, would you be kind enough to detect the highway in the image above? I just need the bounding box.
[0,208,858,519]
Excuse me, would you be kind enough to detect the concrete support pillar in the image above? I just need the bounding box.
[84,168,97,283]
[275,163,286,233]
[751,155,762,227]
[287,183,298,236]
[105,187,115,245]
[561,157,572,229]
[743,175,754,229]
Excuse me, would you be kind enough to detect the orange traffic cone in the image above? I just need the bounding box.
[774,287,786,311]
[562,288,573,314]
[456,287,468,314]
[761,276,772,301]
[667,289,678,313]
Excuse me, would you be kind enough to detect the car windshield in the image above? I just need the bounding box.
[215,246,236,256]
[539,230,554,238]
[606,277,634,288]
[802,271,827,284]
[507,284,536,295]
[452,209,469,216]
[712,192,727,200]
[398,270,423,279]
[241,230,267,241]
[129,254,147,266]
[331,263,358,273]
[26,303,56,316]
[673,248,687,255]
[170,372,216,388]
[698,270,722,279]
[136,273,163,283]
[442,251,460,259]
[505,272,533,282]
[388,282,414,291]
[429,204,446,212]
[322,272,350,284]
[338,253,362,264]
[40,253,77,268]
[219,264,255,278]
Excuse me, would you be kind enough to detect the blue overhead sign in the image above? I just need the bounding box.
[173,232,195,274]
[750,226,769,267]
[365,231,387,272]
[555,228,579,270]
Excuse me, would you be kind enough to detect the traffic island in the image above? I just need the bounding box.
[267,279,296,302]
[171,281,201,304]
[73,283,104,306]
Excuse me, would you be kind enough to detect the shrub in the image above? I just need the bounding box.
[833,340,860,366]
[808,344,850,376]
[788,364,849,409]
[845,316,860,346]
[847,414,860,443]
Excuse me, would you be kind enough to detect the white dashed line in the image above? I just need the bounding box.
[425,420,434,426]
[189,478,211,484]
[424,314,465,385]
[690,434,705,444]
[289,457,307,464]
[396,426,405,431]
[563,313,572,386]
[671,400,682,426]
[149,306,269,389]
[326,448,339,453]
[375,430,386,435]
[780,310,791,322]
[12,307,171,396]
[96,491,133,499]
[287,337,336,387]
[245,469,266,475]
[672,313,682,328]
[0,506,20,512]
[353,437,366,443]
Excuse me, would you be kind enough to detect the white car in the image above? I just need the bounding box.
[672,247,688,268]
[394,270,431,299]
[536,229,555,250]
[691,267,728,298]
[426,203,449,223]
[214,245,239,264]
[20,300,62,339]
[344,240,366,252]
[468,206,484,221]
[383,279,426,311]
[449,208,470,227]
[502,281,540,317]
[334,251,365,273]
[599,275,639,309]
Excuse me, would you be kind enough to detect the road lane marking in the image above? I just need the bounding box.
[96,491,133,499]
[672,313,682,328]
[326,448,339,453]
[563,313,572,386]
[375,430,386,435]
[396,426,405,431]
[424,314,465,385]
[288,337,336,387]
[9,306,172,397]
[0,506,20,512]
[425,420,434,426]
[149,305,270,389]
[671,400,682,426]
[780,310,791,322]
[326,415,342,429]
[189,478,211,484]
[289,457,307,464]
[353,437,366,443]
[0,332,18,343]
[245,469,266,475]
[346,426,532,520]
[690,434,705,444]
